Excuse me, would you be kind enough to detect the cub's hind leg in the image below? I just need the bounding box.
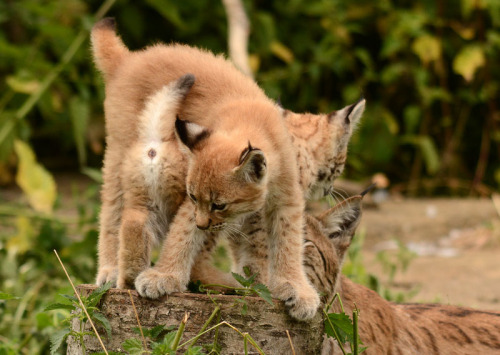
[116,186,153,289]
[96,153,123,287]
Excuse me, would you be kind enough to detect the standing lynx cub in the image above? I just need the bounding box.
[92,18,314,319]
[91,18,364,319]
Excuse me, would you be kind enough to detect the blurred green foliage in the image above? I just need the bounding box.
[0,0,498,195]
[0,3,499,353]
[0,181,100,353]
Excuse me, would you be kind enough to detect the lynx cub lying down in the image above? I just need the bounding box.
[91,18,365,320]
[284,193,500,354]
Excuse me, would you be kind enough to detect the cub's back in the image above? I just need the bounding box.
[104,43,267,145]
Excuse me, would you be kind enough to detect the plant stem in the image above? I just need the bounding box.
[353,309,359,355]
[323,309,347,355]
[128,290,147,351]
[186,305,220,350]
[324,293,339,313]
[202,283,252,293]
[286,330,296,355]
[172,312,189,351]
[178,321,265,354]
[54,250,109,354]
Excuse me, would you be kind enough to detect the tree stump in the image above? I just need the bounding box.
[67,284,324,354]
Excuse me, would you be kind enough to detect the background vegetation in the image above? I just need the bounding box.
[1,0,499,194]
[0,0,499,353]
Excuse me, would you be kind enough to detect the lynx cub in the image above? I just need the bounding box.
[298,193,500,354]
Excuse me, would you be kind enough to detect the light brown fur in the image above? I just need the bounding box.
[291,195,500,354]
[91,18,363,320]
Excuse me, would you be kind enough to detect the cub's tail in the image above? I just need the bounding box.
[91,17,129,79]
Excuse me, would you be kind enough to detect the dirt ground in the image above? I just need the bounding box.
[2,173,500,311]
[360,197,500,311]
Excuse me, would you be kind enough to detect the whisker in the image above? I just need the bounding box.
[226,225,250,243]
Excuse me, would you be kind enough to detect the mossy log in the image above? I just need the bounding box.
[67,284,324,354]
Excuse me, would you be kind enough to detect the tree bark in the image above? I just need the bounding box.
[67,284,323,354]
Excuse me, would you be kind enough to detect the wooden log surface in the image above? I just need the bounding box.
[67,284,324,354]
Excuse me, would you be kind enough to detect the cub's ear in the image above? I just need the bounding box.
[317,184,374,260]
[328,97,365,128]
[317,195,363,262]
[318,196,362,241]
[173,73,195,98]
[175,117,210,151]
[234,142,267,183]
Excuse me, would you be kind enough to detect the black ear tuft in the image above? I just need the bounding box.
[236,145,266,183]
[176,73,195,94]
[175,117,210,151]
[360,183,376,197]
[94,17,116,31]
[328,98,366,126]
[239,141,253,165]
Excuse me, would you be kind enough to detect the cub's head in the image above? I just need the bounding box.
[175,119,267,231]
[283,98,365,199]
[303,185,372,298]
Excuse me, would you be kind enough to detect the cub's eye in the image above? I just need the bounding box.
[189,194,197,203]
[211,203,226,211]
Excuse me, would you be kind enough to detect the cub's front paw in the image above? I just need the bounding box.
[96,266,118,287]
[272,280,320,321]
[135,269,186,299]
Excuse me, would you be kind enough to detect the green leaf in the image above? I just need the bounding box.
[150,325,174,339]
[184,346,205,355]
[13,140,57,214]
[324,312,354,344]
[92,312,112,339]
[87,282,112,308]
[231,272,252,287]
[60,294,79,303]
[122,338,145,355]
[0,292,19,300]
[133,324,174,340]
[145,0,184,29]
[151,331,177,355]
[69,97,90,167]
[401,135,440,175]
[44,303,75,312]
[412,35,441,65]
[81,167,103,184]
[252,284,274,306]
[453,45,485,82]
[50,328,71,355]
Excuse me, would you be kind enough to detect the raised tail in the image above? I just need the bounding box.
[91,17,129,79]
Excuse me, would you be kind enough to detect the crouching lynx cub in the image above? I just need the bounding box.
[298,193,500,354]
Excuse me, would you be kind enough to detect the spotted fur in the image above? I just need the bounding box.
[296,195,500,355]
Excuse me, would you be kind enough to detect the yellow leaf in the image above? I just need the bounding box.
[412,35,441,65]
[7,216,35,254]
[6,76,40,94]
[248,54,261,73]
[270,41,294,64]
[14,140,57,214]
[453,45,485,82]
